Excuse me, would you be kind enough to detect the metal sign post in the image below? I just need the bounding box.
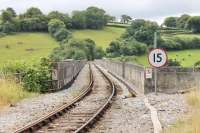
[148,32,168,95]
[154,32,158,95]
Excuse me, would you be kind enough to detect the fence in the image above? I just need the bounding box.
[0,60,86,92]
[145,67,200,93]
[96,59,200,94]
[95,59,145,94]
[52,60,86,90]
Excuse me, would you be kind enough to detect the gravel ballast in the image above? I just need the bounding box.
[0,64,90,133]
[147,93,188,129]
[89,66,154,133]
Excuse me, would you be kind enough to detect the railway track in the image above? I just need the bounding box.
[14,64,116,133]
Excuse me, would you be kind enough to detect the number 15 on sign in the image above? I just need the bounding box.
[148,49,168,68]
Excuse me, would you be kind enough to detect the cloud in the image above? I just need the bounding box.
[0,0,200,24]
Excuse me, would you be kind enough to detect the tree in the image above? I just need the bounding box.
[48,19,65,35]
[50,38,104,61]
[71,11,87,29]
[20,15,48,32]
[105,15,116,23]
[121,15,132,24]
[123,19,159,45]
[85,6,107,29]
[163,17,177,27]
[53,28,71,41]
[1,21,15,33]
[47,11,72,28]
[106,40,122,57]
[177,14,190,29]
[187,16,200,33]
[83,39,96,60]
[24,7,43,18]
[106,38,147,57]
[6,7,16,17]
[1,10,13,23]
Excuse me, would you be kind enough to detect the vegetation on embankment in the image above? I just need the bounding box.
[73,26,125,49]
[0,33,58,67]
[134,49,200,67]
[1,58,52,93]
[0,77,37,107]
[164,90,200,133]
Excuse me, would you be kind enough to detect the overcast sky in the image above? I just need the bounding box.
[0,0,200,24]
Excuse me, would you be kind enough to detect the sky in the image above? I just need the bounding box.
[0,0,200,24]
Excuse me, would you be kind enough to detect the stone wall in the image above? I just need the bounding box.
[96,59,200,94]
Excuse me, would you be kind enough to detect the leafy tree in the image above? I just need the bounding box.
[105,15,116,23]
[20,16,48,32]
[121,15,132,24]
[53,28,71,41]
[123,19,159,45]
[1,10,13,23]
[6,7,16,17]
[106,38,147,57]
[187,16,200,33]
[176,14,190,29]
[50,38,104,61]
[163,17,177,27]
[24,7,43,18]
[48,19,65,35]
[47,11,72,28]
[1,21,15,33]
[85,6,107,29]
[106,40,122,57]
[83,39,96,60]
[95,47,105,59]
[71,11,87,29]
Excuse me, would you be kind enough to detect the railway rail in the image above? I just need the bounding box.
[14,63,116,133]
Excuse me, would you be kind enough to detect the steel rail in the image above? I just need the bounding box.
[14,64,93,133]
[74,64,116,133]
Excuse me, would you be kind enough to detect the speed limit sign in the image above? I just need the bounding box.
[148,48,168,68]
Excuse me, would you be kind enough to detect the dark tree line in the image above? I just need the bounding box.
[163,14,200,33]
[0,6,114,34]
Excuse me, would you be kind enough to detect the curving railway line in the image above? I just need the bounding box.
[14,63,116,133]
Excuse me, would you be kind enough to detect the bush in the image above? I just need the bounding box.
[106,38,147,57]
[1,58,52,92]
[168,59,181,66]
[48,19,65,35]
[53,28,71,41]
[50,38,104,61]
[159,37,200,50]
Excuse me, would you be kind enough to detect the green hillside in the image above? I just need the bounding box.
[0,33,58,66]
[73,26,125,49]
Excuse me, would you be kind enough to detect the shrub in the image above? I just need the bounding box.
[53,28,71,41]
[1,58,52,92]
[167,59,181,66]
[106,38,147,57]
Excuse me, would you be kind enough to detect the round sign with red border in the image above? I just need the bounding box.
[148,48,168,68]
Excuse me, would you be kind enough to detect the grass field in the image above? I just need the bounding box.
[73,26,126,49]
[135,49,200,67]
[0,33,58,66]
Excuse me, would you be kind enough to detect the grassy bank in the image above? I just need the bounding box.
[0,32,58,67]
[73,26,125,49]
[164,90,200,133]
[0,78,37,107]
[135,49,200,67]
